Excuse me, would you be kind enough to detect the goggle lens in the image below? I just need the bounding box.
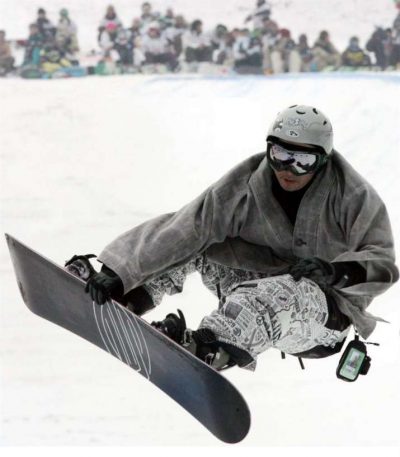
[268,143,320,175]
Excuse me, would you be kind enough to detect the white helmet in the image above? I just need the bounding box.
[267,105,333,155]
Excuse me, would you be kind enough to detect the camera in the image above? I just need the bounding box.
[336,337,371,382]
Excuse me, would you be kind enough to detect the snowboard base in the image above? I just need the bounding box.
[6,234,251,443]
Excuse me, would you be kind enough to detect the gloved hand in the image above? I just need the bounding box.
[289,257,337,287]
[65,254,96,280]
[85,265,124,305]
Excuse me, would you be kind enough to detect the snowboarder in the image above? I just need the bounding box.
[67,105,398,371]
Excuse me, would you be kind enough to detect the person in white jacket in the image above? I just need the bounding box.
[182,20,212,63]
[244,0,272,30]
[140,22,178,71]
[233,29,263,72]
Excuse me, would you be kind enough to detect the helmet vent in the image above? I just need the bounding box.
[296,109,306,114]
[289,105,297,108]
[313,108,318,114]
[323,120,327,125]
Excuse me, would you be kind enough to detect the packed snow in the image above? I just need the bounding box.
[1,0,400,451]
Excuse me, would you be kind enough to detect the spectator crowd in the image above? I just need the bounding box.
[1,0,400,77]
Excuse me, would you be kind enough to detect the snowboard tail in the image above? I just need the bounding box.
[6,234,250,443]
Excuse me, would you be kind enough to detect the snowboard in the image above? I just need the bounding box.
[5,234,251,444]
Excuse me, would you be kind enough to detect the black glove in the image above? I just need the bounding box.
[65,254,97,280]
[85,265,124,305]
[290,257,337,287]
[290,258,367,289]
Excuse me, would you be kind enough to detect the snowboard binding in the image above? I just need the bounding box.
[151,309,187,345]
[151,310,236,371]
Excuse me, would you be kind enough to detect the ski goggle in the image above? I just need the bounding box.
[267,142,324,176]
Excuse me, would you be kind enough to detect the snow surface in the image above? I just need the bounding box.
[1,72,399,448]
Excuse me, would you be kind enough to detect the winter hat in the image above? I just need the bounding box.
[60,8,69,17]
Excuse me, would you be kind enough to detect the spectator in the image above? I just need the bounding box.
[140,22,178,71]
[40,39,73,73]
[245,0,272,31]
[0,30,15,75]
[98,5,122,43]
[259,17,280,73]
[312,30,341,70]
[366,27,390,69]
[270,28,301,73]
[24,23,44,65]
[260,17,279,38]
[129,18,143,38]
[164,15,188,57]
[127,19,146,66]
[99,22,119,59]
[140,2,159,33]
[233,28,263,73]
[391,13,400,67]
[210,24,229,64]
[35,8,56,41]
[141,2,156,22]
[384,28,394,64]
[394,12,400,27]
[114,28,135,66]
[56,9,79,63]
[341,36,371,67]
[296,33,316,72]
[182,20,212,64]
[160,8,175,30]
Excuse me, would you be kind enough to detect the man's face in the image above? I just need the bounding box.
[269,139,320,191]
[273,169,315,192]
[142,4,151,14]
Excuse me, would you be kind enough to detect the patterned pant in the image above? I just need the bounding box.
[143,254,350,369]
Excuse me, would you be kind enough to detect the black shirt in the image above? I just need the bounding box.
[271,172,314,226]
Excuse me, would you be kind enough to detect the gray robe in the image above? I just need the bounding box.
[99,151,398,338]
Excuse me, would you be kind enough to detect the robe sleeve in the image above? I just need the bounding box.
[98,184,250,293]
[332,184,399,296]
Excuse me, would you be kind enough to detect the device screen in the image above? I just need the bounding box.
[339,347,366,381]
